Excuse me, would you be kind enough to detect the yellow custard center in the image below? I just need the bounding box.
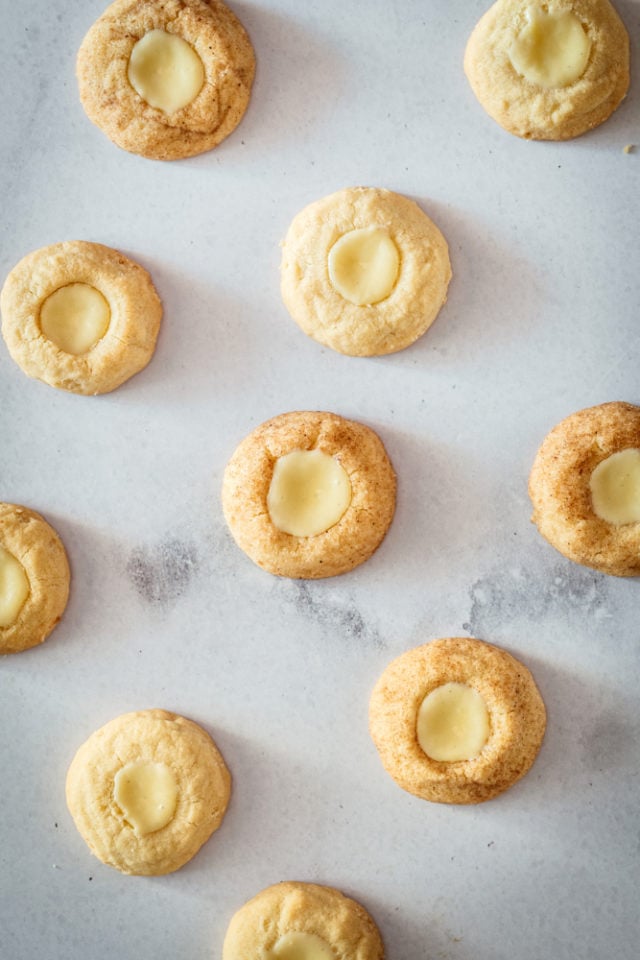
[328,227,400,305]
[267,450,352,537]
[509,6,591,88]
[40,283,110,355]
[417,682,490,762]
[590,448,640,525]
[128,29,205,113]
[0,545,30,628]
[113,761,178,836]
[268,933,334,960]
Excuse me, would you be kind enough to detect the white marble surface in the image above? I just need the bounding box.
[1,1,640,958]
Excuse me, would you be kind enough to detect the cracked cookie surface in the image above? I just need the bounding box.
[369,637,546,804]
[529,401,640,575]
[0,503,70,655]
[223,882,384,960]
[77,0,255,160]
[222,411,396,579]
[66,708,231,875]
[464,0,629,140]
[281,187,451,357]
[1,240,161,395]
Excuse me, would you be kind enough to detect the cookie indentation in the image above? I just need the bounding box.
[113,761,178,836]
[509,7,591,88]
[0,545,30,628]
[589,449,640,525]
[269,933,335,960]
[327,228,400,306]
[127,30,205,113]
[267,450,352,537]
[39,283,110,355]
[416,682,490,762]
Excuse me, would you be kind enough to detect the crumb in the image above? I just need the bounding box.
[623,144,635,154]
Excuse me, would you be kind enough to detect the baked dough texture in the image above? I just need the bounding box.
[223,882,384,960]
[77,0,256,160]
[280,187,452,357]
[1,241,162,395]
[222,411,397,579]
[529,401,640,576]
[0,503,70,655]
[369,637,546,804]
[66,709,231,876]
[464,0,630,140]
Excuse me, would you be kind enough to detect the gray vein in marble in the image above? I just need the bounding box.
[463,561,608,636]
[281,581,385,649]
[579,709,636,773]
[127,538,198,605]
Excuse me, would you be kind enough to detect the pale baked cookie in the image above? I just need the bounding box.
[464,0,630,140]
[77,0,255,160]
[222,411,396,579]
[369,637,546,804]
[66,709,231,876]
[0,503,70,655]
[223,882,384,960]
[280,187,452,357]
[529,401,640,576]
[1,241,162,395]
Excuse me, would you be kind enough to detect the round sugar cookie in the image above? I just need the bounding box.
[1,241,162,395]
[222,411,397,579]
[529,401,640,576]
[223,882,384,960]
[66,709,231,876]
[77,0,256,160]
[369,637,546,804]
[280,187,452,357]
[464,0,630,140]
[0,503,70,655]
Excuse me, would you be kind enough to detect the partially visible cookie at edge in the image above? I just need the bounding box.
[529,401,640,576]
[281,187,451,357]
[223,881,384,960]
[464,0,630,140]
[369,637,546,804]
[0,502,70,655]
[66,708,231,876]
[77,0,256,160]
[1,240,162,395]
[222,411,397,579]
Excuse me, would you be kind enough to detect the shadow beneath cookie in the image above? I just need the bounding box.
[461,543,614,639]
[378,424,498,583]
[30,513,139,661]
[378,197,545,374]
[362,890,467,960]
[579,0,639,149]
[2,509,102,662]
[507,652,639,809]
[208,2,349,157]
[175,726,331,883]
[109,250,272,407]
